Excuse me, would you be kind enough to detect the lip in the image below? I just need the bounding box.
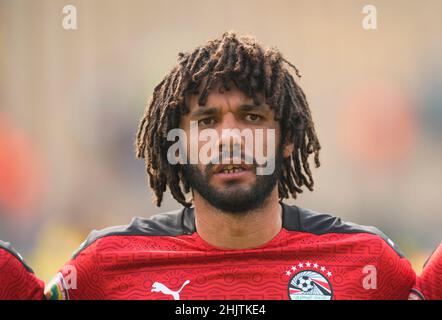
[213,161,254,174]
[212,161,254,181]
[214,169,253,181]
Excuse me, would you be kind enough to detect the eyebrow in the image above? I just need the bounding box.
[237,103,268,113]
[189,107,219,118]
[189,104,267,117]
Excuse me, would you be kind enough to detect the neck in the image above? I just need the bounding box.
[193,188,283,249]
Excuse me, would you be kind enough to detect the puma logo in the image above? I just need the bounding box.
[151,280,190,300]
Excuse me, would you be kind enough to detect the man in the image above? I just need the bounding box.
[409,243,442,300]
[45,31,416,300]
[0,240,44,300]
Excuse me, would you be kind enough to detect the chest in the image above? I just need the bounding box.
[81,248,402,300]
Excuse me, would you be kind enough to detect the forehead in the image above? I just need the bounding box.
[185,80,267,113]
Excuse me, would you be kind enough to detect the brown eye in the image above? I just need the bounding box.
[245,114,262,122]
[198,117,216,126]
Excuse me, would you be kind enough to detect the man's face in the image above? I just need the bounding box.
[179,81,288,213]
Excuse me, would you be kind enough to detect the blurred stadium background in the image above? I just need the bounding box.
[0,0,441,282]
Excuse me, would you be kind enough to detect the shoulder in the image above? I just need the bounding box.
[0,240,34,273]
[72,207,195,259]
[45,207,195,300]
[281,202,406,258]
[0,240,44,300]
[282,203,416,298]
[416,243,442,300]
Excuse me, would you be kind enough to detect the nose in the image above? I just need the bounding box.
[219,112,239,130]
[218,113,243,159]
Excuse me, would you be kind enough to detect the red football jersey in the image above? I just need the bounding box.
[0,240,44,300]
[409,243,442,300]
[45,203,416,300]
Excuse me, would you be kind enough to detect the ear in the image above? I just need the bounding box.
[282,142,294,158]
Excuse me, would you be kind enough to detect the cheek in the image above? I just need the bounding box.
[251,127,279,157]
[177,125,191,161]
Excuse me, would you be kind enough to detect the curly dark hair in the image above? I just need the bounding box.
[136,31,321,207]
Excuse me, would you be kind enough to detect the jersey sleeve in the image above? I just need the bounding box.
[409,243,442,300]
[372,234,417,299]
[0,241,45,300]
[44,220,145,300]
[44,234,108,300]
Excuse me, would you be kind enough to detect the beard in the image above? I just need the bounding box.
[182,150,284,215]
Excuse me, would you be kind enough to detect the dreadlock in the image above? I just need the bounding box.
[136,31,321,207]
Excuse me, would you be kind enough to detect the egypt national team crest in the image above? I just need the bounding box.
[285,262,333,300]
